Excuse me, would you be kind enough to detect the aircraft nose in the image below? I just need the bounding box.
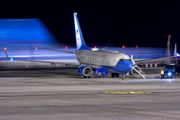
[125,61,133,71]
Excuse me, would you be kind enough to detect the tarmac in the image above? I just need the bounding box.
[0,68,180,120]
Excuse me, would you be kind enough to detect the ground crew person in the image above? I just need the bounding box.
[160,69,164,75]
[160,69,165,78]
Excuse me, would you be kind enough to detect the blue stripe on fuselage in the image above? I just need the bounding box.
[103,61,133,73]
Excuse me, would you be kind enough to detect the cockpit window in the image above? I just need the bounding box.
[119,59,131,62]
[119,59,123,61]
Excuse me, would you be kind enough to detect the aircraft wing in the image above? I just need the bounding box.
[4,49,79,67]
[38,48,76,54]
[4,48,113,70]
[134,56,176,64]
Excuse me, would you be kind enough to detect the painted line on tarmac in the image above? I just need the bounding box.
[102,91,152,94]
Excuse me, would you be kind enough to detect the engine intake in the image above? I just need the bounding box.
[78,66,93,77]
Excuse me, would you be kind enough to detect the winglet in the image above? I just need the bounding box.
[3,48,10,60]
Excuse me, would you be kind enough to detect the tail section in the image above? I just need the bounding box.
[73,12,90,50]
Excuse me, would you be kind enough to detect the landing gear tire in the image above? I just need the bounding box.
[121,75,126,79]
[111,73,115,77]
[115,73,119,77]
[83,76,91,78]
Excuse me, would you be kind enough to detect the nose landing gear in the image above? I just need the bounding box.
[111,73,119,77]
[121,75,126,79]
[111,72,126,79]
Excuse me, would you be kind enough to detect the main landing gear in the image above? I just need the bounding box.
[111,72,126,79]
[83,76,91,78]
[111,73,119,77]
[121,75,126,79]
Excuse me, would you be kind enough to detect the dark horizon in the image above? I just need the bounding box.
[0,1,180,51]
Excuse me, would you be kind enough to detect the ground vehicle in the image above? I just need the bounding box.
[161,65,180,78]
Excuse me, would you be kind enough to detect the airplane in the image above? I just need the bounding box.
[3,12,177,79]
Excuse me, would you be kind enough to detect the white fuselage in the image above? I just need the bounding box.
[76,49,131,67]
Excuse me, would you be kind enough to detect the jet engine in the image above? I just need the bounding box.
[129,65,142,75]
[78,66,93,77]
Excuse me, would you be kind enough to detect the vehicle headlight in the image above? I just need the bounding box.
[168,72,172,76]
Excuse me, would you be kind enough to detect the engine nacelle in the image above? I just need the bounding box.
[129,65,142,75]
[78,66,93,77]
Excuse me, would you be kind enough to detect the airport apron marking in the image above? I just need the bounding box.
[102,91,152,94]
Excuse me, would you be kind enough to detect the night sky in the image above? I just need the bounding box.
[1,1,180,51]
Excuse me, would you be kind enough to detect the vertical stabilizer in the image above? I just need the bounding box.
[73,12,90,50]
